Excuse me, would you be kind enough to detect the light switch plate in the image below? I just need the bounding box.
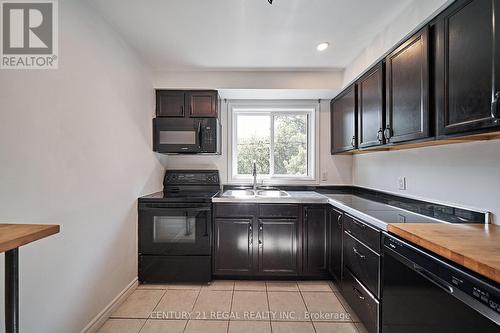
[398,177,407,190]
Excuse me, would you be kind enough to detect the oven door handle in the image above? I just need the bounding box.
[139,206,211,212]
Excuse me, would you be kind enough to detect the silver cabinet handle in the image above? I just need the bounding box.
[384,126,392,141]
[377,128,383,142]
[492,92,500,119]
[249,225,253,245]
[337,214,342,227]
[352,287,365,300]
[353,247,366,259]
[351,136,356,148]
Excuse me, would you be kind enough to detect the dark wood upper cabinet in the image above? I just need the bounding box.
[258,219,299,275]
[213,218,254,275]
[385,26,430,143]
[331,84,357,154]
[186,90,218,117]
[156,90,218,118]
[435,0,500,136]
[357,62,385,148]
[328,208,343,284]
[156,90,185,117]
[303,206,328,276]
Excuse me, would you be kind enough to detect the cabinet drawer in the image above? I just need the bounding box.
[215,204,257,217]
[342,269,379,333]
[343,215,380,253]
[259,204,299,218]
[343,231,380,298]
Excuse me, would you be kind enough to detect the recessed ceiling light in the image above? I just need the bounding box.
[316,42,330,51]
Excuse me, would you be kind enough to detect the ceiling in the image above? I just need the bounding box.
[89,0,414,72]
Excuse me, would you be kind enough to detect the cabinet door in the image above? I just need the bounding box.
[328,208,343,284]
[331,84,357,154]
[258,219,299,275]
[435,0,500,136]
[358,62,385,148]
[214,218,254,275]
[186,90,218,117]
[156,90,185,117]
[303,206,328,276]
[385,26,430,143]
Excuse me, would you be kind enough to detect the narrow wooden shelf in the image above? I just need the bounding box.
[388,223,500,284]
[0,224,60,253]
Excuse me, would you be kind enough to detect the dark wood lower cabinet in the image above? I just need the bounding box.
[258,219,299,275]
[214,203,333,278]
[213,218,253,275]
[303,206,328,276]
[328,208,343,284]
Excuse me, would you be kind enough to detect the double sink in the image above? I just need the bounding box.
[221,188,290,199]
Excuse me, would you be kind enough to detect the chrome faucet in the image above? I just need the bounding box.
[252,160,257,191]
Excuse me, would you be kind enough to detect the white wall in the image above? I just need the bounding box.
[154,69,351,185]
[352,141,500,225]
[163,99,352,185]
[342,0,452,86]
[155,70,343,90]
[344,0,499,225]
[0,1,165,332]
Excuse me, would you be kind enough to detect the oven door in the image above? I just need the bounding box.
[139,204,211,255]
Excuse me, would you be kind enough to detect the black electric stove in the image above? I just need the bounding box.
[139,170,220,204]
[138,170,220,283]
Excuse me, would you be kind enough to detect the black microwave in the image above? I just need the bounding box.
[153,117,221,154]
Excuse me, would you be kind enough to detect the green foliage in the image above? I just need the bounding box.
[237,114,307,176]
[237,138,270,174]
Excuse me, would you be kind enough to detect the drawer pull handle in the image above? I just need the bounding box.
[352,287,365,300]
[350,219,366,229]
[353,247,365,259]
[337,214,342,227]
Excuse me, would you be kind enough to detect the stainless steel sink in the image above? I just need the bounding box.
[255,190,290,198]
[221,189,255,198]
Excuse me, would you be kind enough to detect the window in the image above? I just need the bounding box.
[229,102,317,183]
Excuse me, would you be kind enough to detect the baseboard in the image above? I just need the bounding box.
[80,277,138,333]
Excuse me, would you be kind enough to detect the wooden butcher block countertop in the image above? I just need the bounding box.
[388,223,500,284]
[0,224,60,253]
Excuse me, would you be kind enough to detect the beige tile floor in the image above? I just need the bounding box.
[98,280,361,333]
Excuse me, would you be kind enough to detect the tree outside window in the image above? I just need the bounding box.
[235,112,310,178]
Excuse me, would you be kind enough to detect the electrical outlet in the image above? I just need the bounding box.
[398,177,407,190]
[321,171,328,181]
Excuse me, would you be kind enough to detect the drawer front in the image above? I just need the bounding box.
[215,203,257,217]
[259,204,299,218]
[344,215,380,252]
[343,231,380,298]
[342,269,379,333]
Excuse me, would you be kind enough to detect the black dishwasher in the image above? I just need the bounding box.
[382,233,499,333]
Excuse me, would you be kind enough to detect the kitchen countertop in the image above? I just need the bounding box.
[388,223,500,284]
[325,194,446,231]
[212,191,330,204]
[213,191,448,231]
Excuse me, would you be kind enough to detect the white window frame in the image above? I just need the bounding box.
[227,100,319,185]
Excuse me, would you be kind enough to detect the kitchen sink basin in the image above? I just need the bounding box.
[221,189,255,198]
[255,190,290,198]
[220,189,290,199]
